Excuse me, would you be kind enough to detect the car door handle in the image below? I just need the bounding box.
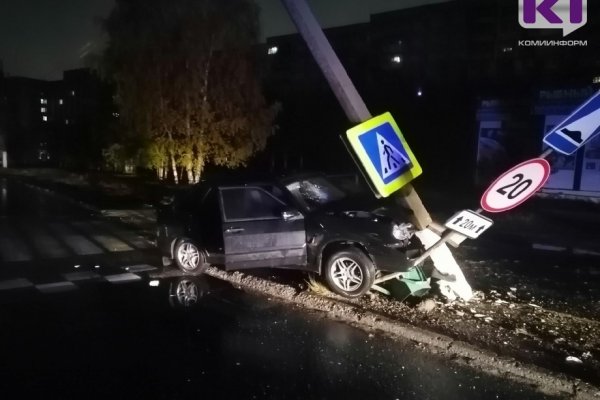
[225,227,245,234]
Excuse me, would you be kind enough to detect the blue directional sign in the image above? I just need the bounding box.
[543,91,600,155]
[346,112,422,198]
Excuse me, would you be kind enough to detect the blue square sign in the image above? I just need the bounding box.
[346,112,422,198]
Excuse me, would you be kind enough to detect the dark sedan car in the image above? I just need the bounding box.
[157,174,424,298]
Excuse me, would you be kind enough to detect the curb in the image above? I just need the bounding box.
[203,266,599,399]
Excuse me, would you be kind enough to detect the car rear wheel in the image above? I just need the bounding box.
[174,239,207,275]
[324,248,375,298]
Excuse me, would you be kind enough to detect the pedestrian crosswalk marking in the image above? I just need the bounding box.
[0,278,34,291]
[36,281,77,294]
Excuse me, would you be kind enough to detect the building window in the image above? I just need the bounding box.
[41,107,47,113]
[502,47,513,53]
[42,116,48,122]
[593,76,600,84]
[391,55,402,64]
[40,98,47,105]
[112,112,120,118]
[65,119,69,125]
[59,99,64,105]
[267,46,278,55]
[70,90,76,96]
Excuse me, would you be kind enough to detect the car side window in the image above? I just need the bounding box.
[220,187,285,221]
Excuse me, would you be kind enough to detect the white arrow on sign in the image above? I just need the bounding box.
[445,210,493,239]
[480,158,551,213]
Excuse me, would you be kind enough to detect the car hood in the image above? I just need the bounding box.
[317,195,413,223]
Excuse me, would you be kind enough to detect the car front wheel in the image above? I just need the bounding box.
[174,238,207,275]
[324,248,375,298]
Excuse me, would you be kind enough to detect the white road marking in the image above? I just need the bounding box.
[47,223,104,255]
[104,273,142,284]
[62,271,102,282]
[71,221,133,252]
[0,226,33,262]
[0,278,34,291]
[36,281,78,294]
[90,220,152,249]
[532,243,567,252]
[22,224,70,259]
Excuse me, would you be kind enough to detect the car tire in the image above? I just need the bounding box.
[324,247,375,298]
[174,238,208,275]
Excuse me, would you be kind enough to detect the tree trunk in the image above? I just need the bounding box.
[171,155,179,185]
[186,165,193,184]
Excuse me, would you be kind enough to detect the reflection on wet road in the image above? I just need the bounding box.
[0,275,559,400]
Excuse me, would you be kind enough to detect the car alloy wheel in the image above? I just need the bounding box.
[330,257,363,292]
[324,248,375,298]
[174,239,207,274]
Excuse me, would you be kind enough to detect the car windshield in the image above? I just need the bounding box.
[285,176,347,212]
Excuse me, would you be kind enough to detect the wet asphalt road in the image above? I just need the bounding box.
[0,178,561,399]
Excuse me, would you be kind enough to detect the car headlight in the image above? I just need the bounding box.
[392,222,415,241]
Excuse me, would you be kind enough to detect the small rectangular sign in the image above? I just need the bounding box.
[444,210,493,239]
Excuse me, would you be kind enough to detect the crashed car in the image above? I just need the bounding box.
[157,174,424,298]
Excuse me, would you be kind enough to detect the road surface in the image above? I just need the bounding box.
[0,177,561,399]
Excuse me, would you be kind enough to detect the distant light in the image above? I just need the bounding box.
[74,265,80,269]
[59,99,64,105]
[398,40,403,45]
[40,98,47,105]
[112,112,119,118]
[502,47,513,53]
[593,76,600,84]
[41,107,47,113]
[42,116,48,122]
[417,89,423,97]
[94,265,100,269]
[149,280,160,287]
[65,119,69,125]
[391,55,402,64]
[71,90,76,96]
[267,46,278,55]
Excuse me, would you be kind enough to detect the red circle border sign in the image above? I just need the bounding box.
[480,158,551,213]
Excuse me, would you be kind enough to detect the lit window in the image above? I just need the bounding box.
[502,47,513,53]
[391,55,402,64]
[71,90,75,96]
[593,76,600,84]
[59,99,64,105]
[40,98,47,104]
[112,112,120,118]
[41,107,47,113]
[267,46,278,55]
[417,89,423,97]
[42,116,48,122]
[65,119,69,125]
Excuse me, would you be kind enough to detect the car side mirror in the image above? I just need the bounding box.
[282,208,303,221]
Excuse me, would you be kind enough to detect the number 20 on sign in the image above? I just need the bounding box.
[481,158,551,213]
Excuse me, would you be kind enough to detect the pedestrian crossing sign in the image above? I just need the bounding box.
[345,112,422,198]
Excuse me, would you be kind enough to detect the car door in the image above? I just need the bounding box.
[219,186,307,270]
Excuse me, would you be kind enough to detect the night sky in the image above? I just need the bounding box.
[0,0,449,81]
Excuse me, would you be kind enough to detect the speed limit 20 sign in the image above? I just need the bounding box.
[481,158,551,213]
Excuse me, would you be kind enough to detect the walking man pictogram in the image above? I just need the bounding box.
[382,139,401,175]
